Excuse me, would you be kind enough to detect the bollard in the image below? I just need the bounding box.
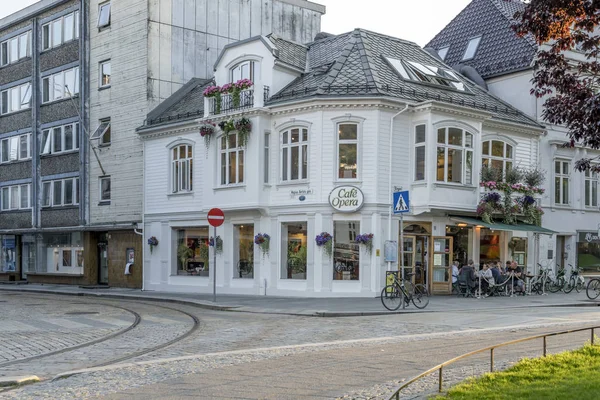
[439,367,443,393]
[490,348,494,372]
[592,328,595,345]
[543,336,547,357]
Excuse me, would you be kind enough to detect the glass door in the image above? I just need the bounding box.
[400,236,416,282]
[432,236,453,294]
[98,234,108,284]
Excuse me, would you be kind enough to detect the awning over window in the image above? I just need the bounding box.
[450,216,556,235]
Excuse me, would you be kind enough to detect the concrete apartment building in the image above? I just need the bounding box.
[0,0,325,288]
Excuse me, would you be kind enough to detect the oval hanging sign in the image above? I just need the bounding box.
[328,185,364,213]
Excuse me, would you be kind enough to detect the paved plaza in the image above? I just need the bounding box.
[0,286,599,399]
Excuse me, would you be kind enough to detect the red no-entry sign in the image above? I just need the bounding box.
[207,208,225,227]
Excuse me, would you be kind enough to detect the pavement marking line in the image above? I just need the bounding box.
[51,318,600,381]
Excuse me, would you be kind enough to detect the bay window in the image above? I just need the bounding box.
[482,139,514,179]
[554,160,570,205]
[338,123,358,179]
[436,127,473,184]
[281,127,308,182]
[333,221,360,280]
[584,169,598,208]
[171,144,193,193]
[414,125,426,181]
[220,134,244,185]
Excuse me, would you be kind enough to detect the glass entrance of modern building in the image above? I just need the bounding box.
[98,233,108,284]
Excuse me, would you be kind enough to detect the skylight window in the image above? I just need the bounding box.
[438,46,449,60]
[462,36,482,61]
[384,56,470,93]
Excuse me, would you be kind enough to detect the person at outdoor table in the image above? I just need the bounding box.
[507,261,525,292]
[459,259,477,289]
[478,263,494,285]
[505,261,511,274]
[452,260,460,284]
[491,262,501,283]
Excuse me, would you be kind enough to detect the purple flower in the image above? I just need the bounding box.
[315,232,332,246]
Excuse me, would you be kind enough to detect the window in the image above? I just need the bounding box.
[0,134,31,163]
[414,125,426,181]
[42,178,79,207]
[90,119,111,143]
[462,36,482,61]
[585,169,598,208]
[172,144,193,193]
[436,127,473,184]
[98,2,111,28]
[0,31,30,66]
[41,123,79,155]
[338,124,358,179]
[42,11,79,50]
[384,57,468,92]
[230,61,254,82]
[38,232,84,274]
[333,221,360,280]
[281,128,308,182]
[99,176,111,202]
[554,160,570,205]
[437,46,450,61]
[234,224,254,278]
[482,139,514,179]
[176,228,209,276]
[0,83,31,115]
[220,133,244,185]
[1,184,30,211]
[264,132,270,184]
[99,60,111,87]
[281,222,307,280]
[42,67,79,103]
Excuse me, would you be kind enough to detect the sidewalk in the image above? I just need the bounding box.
[0,283,596,316]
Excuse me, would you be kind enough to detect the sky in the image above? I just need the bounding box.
[0,0,471,46]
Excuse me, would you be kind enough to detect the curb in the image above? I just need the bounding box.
[0,376,39,388]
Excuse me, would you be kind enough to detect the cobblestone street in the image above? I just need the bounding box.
[1,291,599,399]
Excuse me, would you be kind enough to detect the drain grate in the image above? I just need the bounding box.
[65,311,99,315]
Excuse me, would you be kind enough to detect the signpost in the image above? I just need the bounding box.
[393,191,410,309]
[207,208,224,302]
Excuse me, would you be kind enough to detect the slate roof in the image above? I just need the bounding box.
[267,35,307,71]
[425,0,537,78]
[141,78,212,129]
[267,28,542,128]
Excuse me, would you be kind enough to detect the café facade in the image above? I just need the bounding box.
[137,29,552,297]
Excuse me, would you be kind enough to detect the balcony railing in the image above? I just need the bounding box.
[209,89,254,115]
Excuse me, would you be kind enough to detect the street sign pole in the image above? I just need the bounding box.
[400,212,405,309]
[393,190,410,310]
[213,225,217,303]
[207,208,225,303]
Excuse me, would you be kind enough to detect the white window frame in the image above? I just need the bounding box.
[42,11,79,51]
[99,176,111,202]
[98,2,111,28]
[90,118,111,143]
[462,35,482,61]
[0,31,31,67]
[280,127,308,182]
[337,123,359,180]
[584,168,598,208]
[264,131,270,184]
[1,183,31,211]
[42,67,79,103]
[41,177,79,207]
[171,144,193,193]
[0,134,31,163]
[554,160,570,206]
[0,82,32,115]
[41,122,80,155]
[219,133,244,186]
[230,60,254,82]
[481,139,515,180]
[414,124,426,182]
[99,60,111,88]
[436,127,474,185]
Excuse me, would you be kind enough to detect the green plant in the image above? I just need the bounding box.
[198,242,209,261]
[177,244,194,269]
[504,167,524,185]
[480,164,502,183]
[523,167,546,188]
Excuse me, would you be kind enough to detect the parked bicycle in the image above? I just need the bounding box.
[531,265,561,294]
[381,272,429,310]
[586,277,600,300]
[564,264,585,293]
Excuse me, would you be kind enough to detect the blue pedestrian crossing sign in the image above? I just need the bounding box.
[393,191,410,214]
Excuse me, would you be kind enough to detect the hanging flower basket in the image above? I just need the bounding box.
[147,236,159,254]
[254,233,270,257]
[209,236,223,255]
[199,122,216,149]
[315,232,333,258]
[355,233,374,255]
[218,119,236,135]
[235,117,252,147]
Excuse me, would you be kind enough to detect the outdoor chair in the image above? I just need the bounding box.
[457,273,475,297]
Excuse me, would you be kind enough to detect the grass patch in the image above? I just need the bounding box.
[432,344,600,399]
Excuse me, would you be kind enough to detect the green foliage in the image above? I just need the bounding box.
[177,243,194,268]
[433,344,600,400]
[523,167,546,188]
[504,167,524,185]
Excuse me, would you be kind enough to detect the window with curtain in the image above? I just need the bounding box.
[436,127,473,184]
[414,125,426,181]
[220,134,244,185]
[281,127,308,182]
[171,144,193,193]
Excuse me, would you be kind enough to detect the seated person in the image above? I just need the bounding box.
[451,260,460,284]
[507,261,525,291]
[491,262,501,283]
[459,259,477,289]
[477,263,495,292]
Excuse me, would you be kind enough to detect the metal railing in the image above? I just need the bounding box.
[389,325,600,400]
[209,89,254,115]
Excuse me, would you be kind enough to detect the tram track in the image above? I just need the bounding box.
[0,295,202,380]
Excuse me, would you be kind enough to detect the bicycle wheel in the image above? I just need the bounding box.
[556,277,566,292]
[411,284,430,309]
[576,277,585,293]
[381,285,403,311]
[547,279,561,293]
[564,277,575,294]
[585,279,600,300]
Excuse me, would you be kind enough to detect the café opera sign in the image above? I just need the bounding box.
[329,185,364,213]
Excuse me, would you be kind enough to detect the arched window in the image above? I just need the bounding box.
[220,133,244,185]
[171,144,193,193]
[481,139,514,179]
[436,127,473,184]
[280,127,308,182]
[230,61,254,82]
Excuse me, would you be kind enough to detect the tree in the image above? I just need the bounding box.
[512,0,600,172]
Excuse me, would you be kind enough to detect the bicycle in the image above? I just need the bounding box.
[564,264,585,294]
[586,277,600,300]
[531,265,561,294]
[554,265,567,292]
[381,272,429,310]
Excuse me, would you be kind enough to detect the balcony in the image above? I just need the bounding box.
[206,86,271,117]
